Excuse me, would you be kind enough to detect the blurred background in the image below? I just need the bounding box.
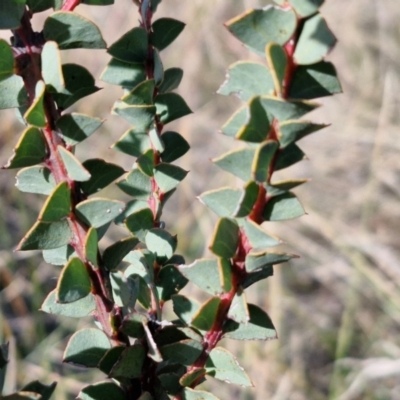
[1,0,400,399]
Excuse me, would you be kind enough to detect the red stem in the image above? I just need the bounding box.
[61,0,81,11]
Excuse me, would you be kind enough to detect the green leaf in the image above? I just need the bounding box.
[122,79,155,106]
[110,345,146,379]
[252,140,279,182]
[75,198,125,228]
[113,101,156,129]
[56,257,91,303]
[241,218,281,248]
[294,13,336,65]
[275,143,306,171]
[103,237,139,271]
[41,289,95,318]
[153,48,164,86]
[227,288,249,324]
[120,312,147,339]
[289,61,342,99]
[221,106,248,138]
[117,167,152,200]
[267,178,308,196]
[157,265,188,301]
[154,163,188,193]
[17,220,72,251]
[16,166,55,195]
[137,149,155,177]
[64,328,111,367]
[42,244,75,265]
[145,228,177,263]
[100,58,146,88]
[180,368,206,388]
[206,347,252,387]
[41,41,65,93]
[172,295,200,325]
[24,81,46,127]
[161,131,190,162]
[53,64,99,109]
[243,265,274,289]
[84,227,98,266]
[38,182,71,222]
[110,272,139,308]
[125,208,154,242]
[0,75,28,109]
[0,0,25,29]
[218,61,274,101]
[223,304,277,340]
[56,113,103,146]
[235,181,260,218]
[160,339,203,365]
[288,0,324,17]
[80,159,125,195]
[58,146,91,182]
[199,187,243,218]
[191,297,221,331]
[209,218,239,258]
[0,39,15,81]
[226,6,297,55]
[158,68,183,93]
[266,43,287,96]
[4,127,46,169]
[108,27,148,63]
[278,120,327,147]
[78,381,126,400]
[155,93,192,124]
[27,0,53,13]
[43,11,106,50]
[21,381,56,400]
[263,192,305,221]
[98,346,127,375]
[151,18,185,50]
[245,250,295,272]
[182,388,220,400]
[112,128,151,157]
[213,147,254,182]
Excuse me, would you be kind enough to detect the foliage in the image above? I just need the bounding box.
[0,0,340,399]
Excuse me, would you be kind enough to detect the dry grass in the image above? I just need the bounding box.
[1,0,400,399]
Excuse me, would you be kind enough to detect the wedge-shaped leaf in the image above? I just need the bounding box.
[64,328,111,367]
[122,79,155,106]
[158,68,183,93]
[118,168,152,200]
[120,312,147,339]
[56,113,103,146]
[236,181,260,218]
[157,265,188,301]
[56,257,91,303]
[237,97,272,143]
[76,198,125,228]
[252,140,279,182]
[112,128,151,157]
[160,339,203,366]
[43,244,75,265]
[83,227,97,267]
[137,149,155,177]
[151,18,185,50]
[289,61,342,100]
[241,218,281,248]
[153,48,164,86]
[191,297,221,331]
[4,127,46,169]
[243,265,274,289]
[0,0,25,29]
[27,0,53,13]
[53,64,99,109]
[172,295,201,325]
[213,148,254,182]
[78,381,125,400]
[206,347,252,387]
[17,220,72,251]
[99,347,128,375]
[279,120,326,147]
[267,178,308,196]
[58,146,91,181]
[266,43,287,96]
[113,101,156,129]
[39,182,70,222]
[101,58,146,88]
[180,368,206,388]
[16,166,55,195]
[263,192,305,221]
[245,250,295,272]
[155,93,192,124]
[221,106,248,137]
[43,12,106,50]
[218,61,274,101]
[0,39,14,81]
[21,381,57,400]
[226,6,296,55]
[154,163,188,193]
[161,131,189,162]
[228,288,249,324]
[288,0,324,17]
[182,388,220,400]
[24,81,46,127]
[223,304,277,340]
[110,345,146,379]
[108,27,148,63]
[294,13,336,65]
[199,187,242,218]
[146,228,177,263]
[115,199,149,225]
[41,289,95,318]
[125,207,154,242]
[0,75,28,109]
[209,218,239,259]
[274,143,306,170]
[41,41,65,93]
[80,159,125,195]
[103,237,139,271]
